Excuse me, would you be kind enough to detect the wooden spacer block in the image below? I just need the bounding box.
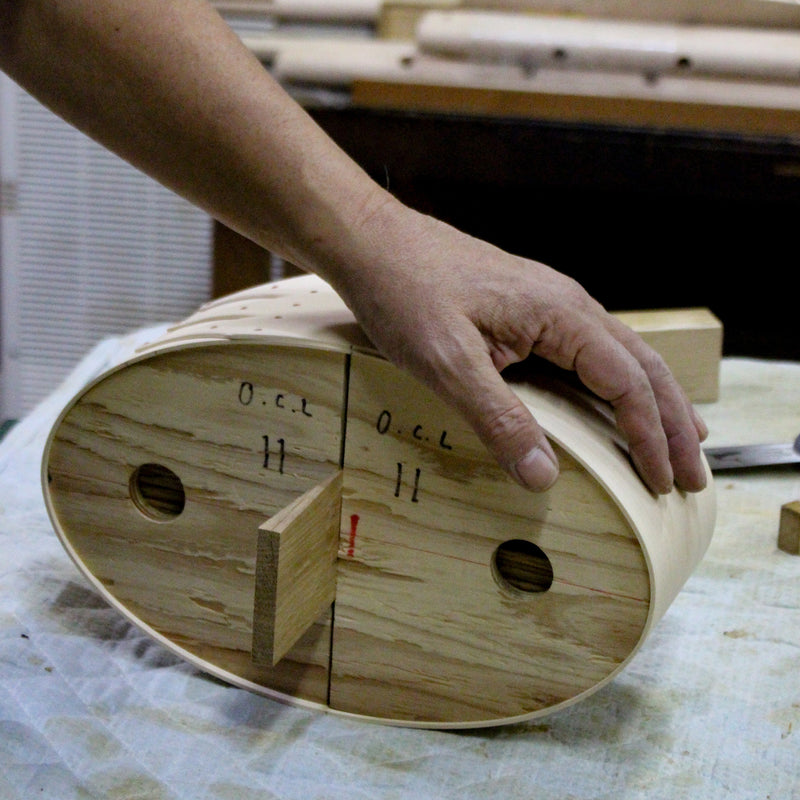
[253,471,343,666]
[611,308,723,403]
[778,500,800,555]
[378,0,462,39]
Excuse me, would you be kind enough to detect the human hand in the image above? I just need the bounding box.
[329,200,708,495]
[0,0,705,496]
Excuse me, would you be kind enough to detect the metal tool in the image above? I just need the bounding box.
[704,433,800,471]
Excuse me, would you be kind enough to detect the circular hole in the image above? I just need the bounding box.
[400,55,414,69]
[676,56,692,70]
[130,463,185,520]
[552,47,567,61]
[492,539,553,594]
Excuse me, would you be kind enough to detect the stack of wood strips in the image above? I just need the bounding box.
[212,1,800,136]
[212,0,800,29]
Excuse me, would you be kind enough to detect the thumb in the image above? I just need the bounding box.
[445,360,560,491]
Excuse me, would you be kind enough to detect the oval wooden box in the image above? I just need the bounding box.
[43,275,716,728]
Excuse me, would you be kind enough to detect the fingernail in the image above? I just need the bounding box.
[680,461,708,493]
[692,406,709,441]
[514,447,559,491]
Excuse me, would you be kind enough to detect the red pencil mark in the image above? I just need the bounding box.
[347,514,360,557]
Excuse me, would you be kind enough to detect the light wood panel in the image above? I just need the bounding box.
[330,352,651,724]
[352,78,800,139]
[379,1,800,38]
[614,308,722,403]
[46,343,346,705]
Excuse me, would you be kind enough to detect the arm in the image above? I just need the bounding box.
[0,0,707,493]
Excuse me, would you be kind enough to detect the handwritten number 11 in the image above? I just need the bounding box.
[395,463,421,503]
[263,436,286,474]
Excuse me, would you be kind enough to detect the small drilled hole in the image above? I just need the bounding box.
[676,56,692,70]
[492,539,553,594]
[130,463,185,520]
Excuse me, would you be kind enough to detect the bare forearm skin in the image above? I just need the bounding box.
[0,0,708,494]
[0,0,391,289]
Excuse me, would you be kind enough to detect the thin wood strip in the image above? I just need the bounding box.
[352,79,800,139]
[213,0,381,21]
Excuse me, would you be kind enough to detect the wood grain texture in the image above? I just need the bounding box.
[330,353,651,725]
[45,343,346,705]
[253,471,342,666]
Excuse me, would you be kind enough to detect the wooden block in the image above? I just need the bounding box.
[611,307,723,403]
[778,500,800,555]
[378,0,462,39]
[253,471,342,666]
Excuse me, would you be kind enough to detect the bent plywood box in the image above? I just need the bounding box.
[43,274,716,727]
